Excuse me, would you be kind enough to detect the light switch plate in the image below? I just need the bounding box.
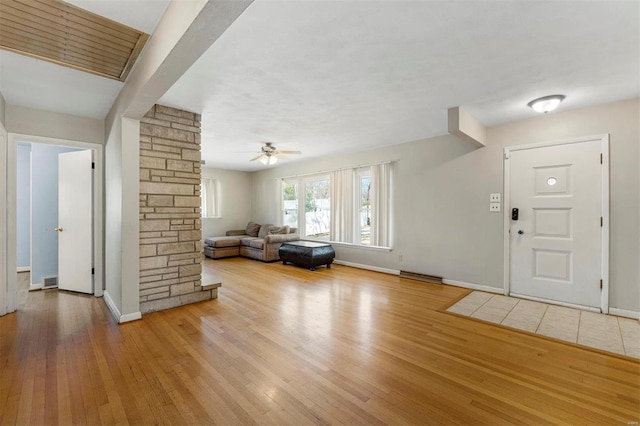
[490,193,501,202]
[489,203,501,212]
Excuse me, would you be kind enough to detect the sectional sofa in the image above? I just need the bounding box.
[203,222,300,262]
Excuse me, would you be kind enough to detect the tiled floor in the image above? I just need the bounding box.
[447,291,640,359]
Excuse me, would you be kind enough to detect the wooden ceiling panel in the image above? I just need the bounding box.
[0,0,149,81]
[1,23,131,64]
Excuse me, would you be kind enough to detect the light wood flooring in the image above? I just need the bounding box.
[1,258,639,424]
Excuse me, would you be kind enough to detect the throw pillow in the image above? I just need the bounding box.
[258,224,274,238]
[245,221,261,237]
[268,225,290,235]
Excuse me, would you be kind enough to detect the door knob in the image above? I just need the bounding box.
[517,230,524,235]
[54,227,63,232]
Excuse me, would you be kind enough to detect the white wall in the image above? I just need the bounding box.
[104,115,124,315]
[251,98,640,313]
[104,115,140,320]
[0,91,6,126]
[201,167,252,241]
[6,105,104,144]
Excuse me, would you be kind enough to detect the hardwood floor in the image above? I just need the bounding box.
[1,258,638,425]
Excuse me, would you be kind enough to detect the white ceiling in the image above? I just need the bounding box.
[1,1,638,172]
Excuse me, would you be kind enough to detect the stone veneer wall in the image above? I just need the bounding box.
[139,105,213,313]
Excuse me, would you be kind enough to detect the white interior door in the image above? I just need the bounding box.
[57,150,93,294]
[508,138,605,310]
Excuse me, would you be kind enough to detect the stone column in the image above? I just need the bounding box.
[138,105,214,313]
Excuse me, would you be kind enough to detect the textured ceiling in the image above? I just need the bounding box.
[159,0,639,171]
[0,1,638,172]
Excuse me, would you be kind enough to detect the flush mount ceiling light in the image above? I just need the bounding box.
[527,95,566,114]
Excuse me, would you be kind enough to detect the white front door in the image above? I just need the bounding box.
[57,150,93,294]
[507,136,607,310]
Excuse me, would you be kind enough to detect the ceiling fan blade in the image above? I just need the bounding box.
[250,154,264,161]
[276,150,302,155]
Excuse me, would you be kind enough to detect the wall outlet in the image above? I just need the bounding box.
[489,203,501,212]
[490,193,501,202]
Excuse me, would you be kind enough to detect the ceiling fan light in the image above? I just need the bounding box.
[527,95,565,114]
[259,156,268,165]
[270,156,278,165]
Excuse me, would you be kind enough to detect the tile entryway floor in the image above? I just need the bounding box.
[447,291,640,359]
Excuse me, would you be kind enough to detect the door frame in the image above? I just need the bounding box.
[5,133,103,314]
[503,134,610,313]
[0,124,7,316]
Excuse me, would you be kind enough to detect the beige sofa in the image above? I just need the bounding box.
[204,222,300,262]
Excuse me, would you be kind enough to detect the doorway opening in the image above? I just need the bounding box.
[6,133,103,314]
[17,142,91,292]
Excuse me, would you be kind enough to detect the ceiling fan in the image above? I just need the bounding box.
[251,142,301,165]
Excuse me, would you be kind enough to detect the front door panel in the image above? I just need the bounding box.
[509,139,602,309]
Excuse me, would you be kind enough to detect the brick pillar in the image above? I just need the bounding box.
[139,105,213,313]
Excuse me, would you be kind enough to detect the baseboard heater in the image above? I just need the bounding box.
[399,271,443,284]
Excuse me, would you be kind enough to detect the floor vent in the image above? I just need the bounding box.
[399,271,443,284]
[43,276,58,289]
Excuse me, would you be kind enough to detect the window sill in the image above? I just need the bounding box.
[302,238,392,252]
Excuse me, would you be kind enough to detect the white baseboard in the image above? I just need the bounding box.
[296,258,639,320]
[29,283,43,291]
[442,279,504,294]
[103,291,121,322]
[609,307,640,320]
[120,312,142,323]
[333,260,400,275]
[103,291,142,323]
[17,266,30,273]
[332,263,505,296]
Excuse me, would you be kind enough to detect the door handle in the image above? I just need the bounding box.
[54,227,63,232]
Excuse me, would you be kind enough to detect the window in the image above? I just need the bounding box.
[201,177,219,218]
[280,163,392,247]
[358,172,371,245]
[282,181,298,228]
[304,178,330,239]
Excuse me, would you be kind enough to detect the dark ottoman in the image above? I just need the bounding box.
[279,241,335,271]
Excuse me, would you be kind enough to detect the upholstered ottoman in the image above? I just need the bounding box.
[203,236,241,259]
[279,241,335,271]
